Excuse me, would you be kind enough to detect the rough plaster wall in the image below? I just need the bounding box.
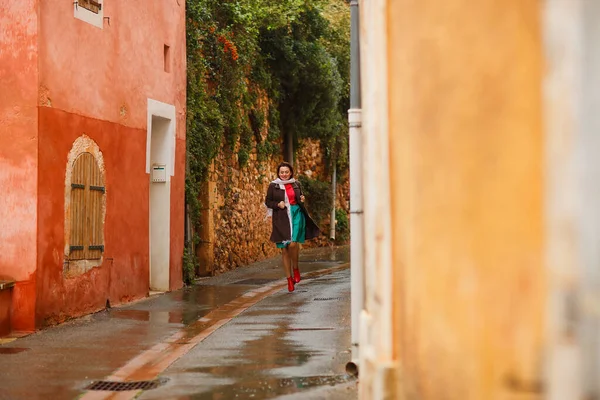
[38,0,186,135]
[0,1,38,280]
[32,0,186,326]
[0,0,39,331]
[36,108,151,327]
[387,1,544,399]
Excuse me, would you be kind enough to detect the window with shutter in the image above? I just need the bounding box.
[69,152,105,261]
[74,0,103,29]
[77,0,102,14]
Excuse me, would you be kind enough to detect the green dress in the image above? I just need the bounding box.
[276,204,306,248]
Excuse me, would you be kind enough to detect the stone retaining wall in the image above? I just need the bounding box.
[204,139,349,274]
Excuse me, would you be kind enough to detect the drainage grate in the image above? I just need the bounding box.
[287,327,335,331]
[299,260,345,264]
[86,378,167,392]
[233,278,277,285]
[313,297,343,301]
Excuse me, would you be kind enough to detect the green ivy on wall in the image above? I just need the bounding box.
[184,0,350,282]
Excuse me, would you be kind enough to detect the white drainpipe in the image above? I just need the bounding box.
[330,164,337,240]
[348,108,363,368]
[347,0,364,372]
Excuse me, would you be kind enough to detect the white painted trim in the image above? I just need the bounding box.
[146,98,177,179]
[74,0,104,29]
[147,99,175,292]
[544,1,600,398]
[349,108,364,365]
[543,1,584,398]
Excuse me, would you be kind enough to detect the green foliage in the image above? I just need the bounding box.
[334,207,349,244]
[258,2,349,169]
[182,246,198,285]
[185,0,350,281]
[298,176,332,226]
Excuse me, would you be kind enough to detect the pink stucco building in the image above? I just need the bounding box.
[0,0,186,335]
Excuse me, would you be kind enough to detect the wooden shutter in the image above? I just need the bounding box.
[69,152,105,260]
[78,0,102,14]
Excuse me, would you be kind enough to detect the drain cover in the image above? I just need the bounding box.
[86,378,167,392]
[233,278,277,285]
[287,327,335,331]
[299,260,345,264]
[313,297,343,301]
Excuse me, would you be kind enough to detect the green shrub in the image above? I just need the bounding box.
[334,207,349,244]
[298,176,332,226]
[182,246,198,285]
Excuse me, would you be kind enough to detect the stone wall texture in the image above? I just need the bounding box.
[206,138,349,274]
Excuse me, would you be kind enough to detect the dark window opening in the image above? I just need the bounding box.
[164,44,171,73]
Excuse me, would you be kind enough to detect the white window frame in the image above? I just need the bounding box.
[74,0,104,29]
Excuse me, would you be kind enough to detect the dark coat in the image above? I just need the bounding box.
[265,181,320,243]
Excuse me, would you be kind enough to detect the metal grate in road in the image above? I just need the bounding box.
[287,327,335,331]
[313,297,343,301]
[299,260,345,264]
[86,378,167,391]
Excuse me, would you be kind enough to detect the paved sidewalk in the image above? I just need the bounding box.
[0,246,354,400]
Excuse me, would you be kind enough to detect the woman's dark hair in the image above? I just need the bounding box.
[277,161,294,179]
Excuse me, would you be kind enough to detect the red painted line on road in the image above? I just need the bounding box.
[80,263,349,400]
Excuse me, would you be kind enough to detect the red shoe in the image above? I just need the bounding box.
[287,277,295,292]
[293,268,301,284]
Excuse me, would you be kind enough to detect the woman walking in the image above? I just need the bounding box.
[265,162,320,292]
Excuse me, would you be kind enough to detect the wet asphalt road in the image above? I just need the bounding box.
[0,246,355,399]
[139,268,353,399]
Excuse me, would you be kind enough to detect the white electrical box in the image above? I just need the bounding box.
[152,164,167,183]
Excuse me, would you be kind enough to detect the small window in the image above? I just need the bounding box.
[164,45,171,73]
[69,152,105,261]
[74,0,104,29]
[78,0,102,14]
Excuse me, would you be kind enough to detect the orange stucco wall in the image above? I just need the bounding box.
[36,108,151,325]
[37,0,187,137]
[0,0,39,332]
[31,0,186,326]
[387,1,544,399]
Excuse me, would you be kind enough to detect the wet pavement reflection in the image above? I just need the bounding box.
[109,284,253,326]
[186,375,353,399]
[139,254,354,400]
[0,246,350,400]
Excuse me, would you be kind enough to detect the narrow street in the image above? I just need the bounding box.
[0,246,356,400]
